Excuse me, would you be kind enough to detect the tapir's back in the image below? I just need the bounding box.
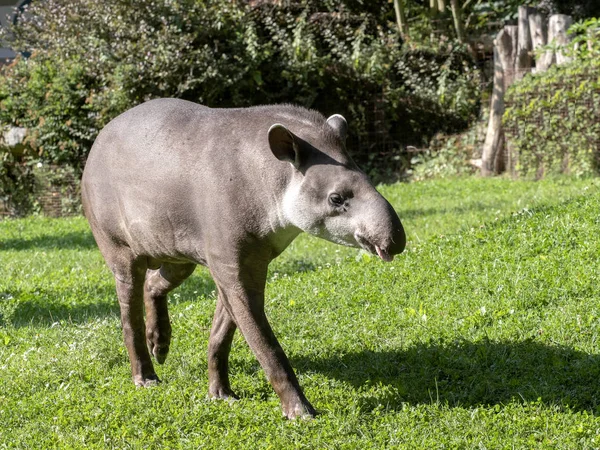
[84,98,214,192]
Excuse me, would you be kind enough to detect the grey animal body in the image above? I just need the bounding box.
[82,98,405,419]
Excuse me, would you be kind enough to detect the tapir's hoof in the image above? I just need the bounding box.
[208,384,239,402]
[133,374,161,387]
[282,401,317,420]
[148,342,170,364]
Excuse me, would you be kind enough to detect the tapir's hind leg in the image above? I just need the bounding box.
[208,297,238,399]
[109,250,160,387]
[144,263,196,364]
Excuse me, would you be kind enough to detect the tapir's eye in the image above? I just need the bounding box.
[329,193,344,207]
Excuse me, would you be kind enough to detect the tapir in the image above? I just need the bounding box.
[81,98,406,419]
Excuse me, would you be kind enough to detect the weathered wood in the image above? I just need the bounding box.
[528,9,550,72]
[549,14,573,65]
[481,43,505,176]
[498,25,518,87]
[515,6,534,80]
[481,25,521,176]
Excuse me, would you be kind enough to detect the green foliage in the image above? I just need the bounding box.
[2,177,600,447]
[0,0,481,215]
[0,57,96,165]
[503,18,600,179]
[410,110,487,181]
[400,0,538,46]
[0,152,35,217]
[544,0,600,20]
[410,136,477,181]
[31,163,82,216]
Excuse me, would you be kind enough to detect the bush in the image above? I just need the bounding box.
[0,0,481,214]
[503,18,600,179]
[0,153,35,217]
[410,111,487,181]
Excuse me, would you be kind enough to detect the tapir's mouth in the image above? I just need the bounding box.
[355,234,394,262]
[375,245,394,262]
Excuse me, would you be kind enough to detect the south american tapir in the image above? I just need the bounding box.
[81,98,406,419]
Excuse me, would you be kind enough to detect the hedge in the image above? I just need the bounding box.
[0,0,480,215]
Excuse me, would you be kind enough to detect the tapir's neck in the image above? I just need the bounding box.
[257,158,303,257]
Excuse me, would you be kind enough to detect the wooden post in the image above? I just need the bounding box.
[529,9,550,72]
[515,6,533,80]
[481,26,518,176]
[501,25,518,87]
[481,35,507,176]
[481,11,573,177]
[549,14,573,65]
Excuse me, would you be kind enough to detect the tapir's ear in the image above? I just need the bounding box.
[268,124,300,168]
[326,114,348,141]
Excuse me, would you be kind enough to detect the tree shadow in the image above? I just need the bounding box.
[0,285,119,327]
[1,271,218,327]
[0,230,97,251]
[294,339,600,414]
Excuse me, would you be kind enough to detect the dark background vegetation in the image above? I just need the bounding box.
[0,0,597,216]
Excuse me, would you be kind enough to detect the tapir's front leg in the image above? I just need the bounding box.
[210,260,316,419]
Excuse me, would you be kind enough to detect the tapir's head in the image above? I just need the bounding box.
[268,113,406,262]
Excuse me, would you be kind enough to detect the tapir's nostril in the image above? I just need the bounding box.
[390,224,406,255]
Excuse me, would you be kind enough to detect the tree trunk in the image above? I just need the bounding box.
[529,9,550,72]
[481,43,506,176]
[500,25,518,87]
[450,0,465,43]
[515,6,533,80]
[481,27,518,176]
[393,0,409,40]
[549,14,573,65]
[437,0,446,13]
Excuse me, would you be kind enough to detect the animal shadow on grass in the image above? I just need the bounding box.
[3,271,217,327]
[0,231,98,251]
[295,340,600,414]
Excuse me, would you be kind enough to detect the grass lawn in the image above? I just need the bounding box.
[1,176,599,448]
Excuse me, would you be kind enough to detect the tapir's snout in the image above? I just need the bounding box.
[376,203,406,262]
[354,196,406,262]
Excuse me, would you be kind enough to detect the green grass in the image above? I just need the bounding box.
[1,176,600,448]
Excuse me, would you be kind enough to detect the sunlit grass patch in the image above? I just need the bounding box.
[1,176,599,448]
